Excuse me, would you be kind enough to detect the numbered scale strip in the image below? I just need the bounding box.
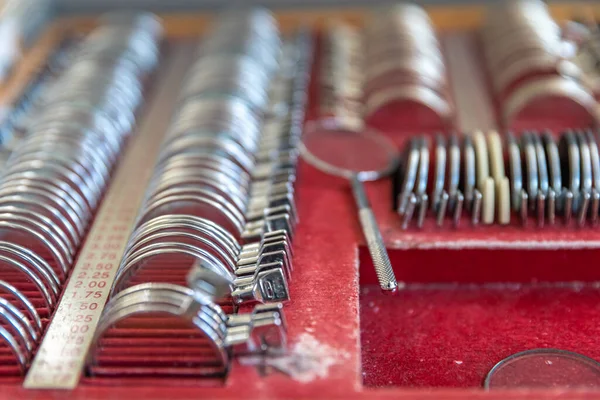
[23,43,195,389]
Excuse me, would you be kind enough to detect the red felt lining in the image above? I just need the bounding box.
[360,284,600,388]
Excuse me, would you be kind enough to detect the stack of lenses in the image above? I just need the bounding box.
[481,0,598,125]
[109,9,282,297]
[0,0,53,80]
[319,21,364,129]
[363,4,452,124]
[0,38,74,164]
[88,11,312,380]
[88,282,287,379]
[0,0,53,47]
[0,13,161,375]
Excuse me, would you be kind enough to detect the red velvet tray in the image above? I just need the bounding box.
[4,12,600,399]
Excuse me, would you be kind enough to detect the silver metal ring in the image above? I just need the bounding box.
[522,132,539,203]
[577,130,593,194]
[432,134,447,211]
[586,131,600,190]
[532,133,549,197]
[0,279,42,333]
[559,131,581,212]
[543,132,562,194]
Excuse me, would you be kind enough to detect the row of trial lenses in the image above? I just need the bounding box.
[88,283,288,378]
[363,4,452,123]
[0,38,74,162]
[0,12,162,374]
[481,0,598,125]
[88,15,313,379]
[0,0,53,80]
[108,8,283,301]
[396,130,600,229]
[319,21,364,130]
